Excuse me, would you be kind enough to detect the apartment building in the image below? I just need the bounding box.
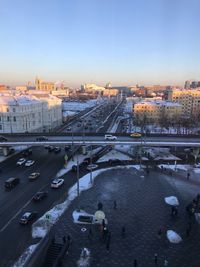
[35,77,55,91]
[134,100,182,123]
[0,94,62,133]
[167,89,200,116]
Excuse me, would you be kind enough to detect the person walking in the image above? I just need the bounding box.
[62,236,66,243]
[154,253,158,266]
[98,202,103,210]
[157,229,162,239]
[187,172,190,180]
[134,259,138,267]
[113,200,117,209]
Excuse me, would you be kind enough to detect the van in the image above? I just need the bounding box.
[5,177,20,190]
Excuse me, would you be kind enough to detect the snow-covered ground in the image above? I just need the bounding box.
[12,243,39,267]
[0,146,28,163]
[97,149,132,162]
[62,99,98,112]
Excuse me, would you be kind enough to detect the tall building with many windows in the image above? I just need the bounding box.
[167,88,200,116]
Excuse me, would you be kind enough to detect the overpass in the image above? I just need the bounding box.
[0,133,200,147]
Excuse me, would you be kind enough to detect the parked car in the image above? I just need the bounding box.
[25,160,35,167]
[16,158,26,166]
[5,177,20,190]
[130,132,142,138]
[87,164,98,171]
[28,172,40,180]
[19,212,37,225]
[54,147,61,153]
[36,136,48,141]
[66,127,71,131]
[104,135,117,141]
[0,136,7,142]
[65,146,70,151]
[32,191,48,201]
[51,178,64,188]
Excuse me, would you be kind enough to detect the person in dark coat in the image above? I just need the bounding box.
[113,200,117,209]
[121,226,126,238]
[98,202,103,210]
[134,259,138,267]
[154,253,158,265]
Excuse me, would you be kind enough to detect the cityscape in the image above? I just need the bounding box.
[1,1,200,267]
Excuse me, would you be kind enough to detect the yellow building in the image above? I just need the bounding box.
[35,77,55,91]
[103,88,119,96]
[167,88,200,116]
[134,100,182,123]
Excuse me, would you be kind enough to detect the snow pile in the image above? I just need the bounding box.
[195,213,200,224]
[97,149,132,163]
[12,243,39,267]
[158,164,190,171]
[32,165,140,238]
[164,196,179,206]
[167,230,182,243]
[77,248,91,267]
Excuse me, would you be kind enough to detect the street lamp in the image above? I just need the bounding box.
[90,145,93,184]
[76,154,80,207]
[72,132,74,161]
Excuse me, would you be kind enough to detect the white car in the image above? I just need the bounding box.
[25,160,35,167]
[51,178,64,188]
[104,134,117,141]
[87,164,98,171]
[16,158,26,166]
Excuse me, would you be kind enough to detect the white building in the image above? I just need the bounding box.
[0,94,62,133]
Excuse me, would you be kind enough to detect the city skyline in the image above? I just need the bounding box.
[1,0,200,87]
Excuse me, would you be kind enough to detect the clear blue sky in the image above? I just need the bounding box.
[0,0,200,87]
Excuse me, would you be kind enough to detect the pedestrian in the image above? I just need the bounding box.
[102,219,106,228]
[164,259,169,266]
[146,167,149,175]
[121,226,126,238]
[134,259,138,267]
[154,253,158,266]
[157,229,162,239]
[98,202,103,210]
[174,206,178,216]
[62,236,66,243]
[103,227,108,242]
[67,235,72,244]
[113,200,117,209]
[188,221,192,231]
[187,172,190,180]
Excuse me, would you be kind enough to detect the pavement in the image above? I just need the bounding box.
[51,166,200,267]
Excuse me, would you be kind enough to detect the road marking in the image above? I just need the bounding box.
[0,198,32,232]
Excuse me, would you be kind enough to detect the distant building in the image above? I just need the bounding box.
[15,86,27,92]
[134,100,182,123]
[184,80,191,89]
[35,77,55,91]
[82,83,105,93]
[167,88,200,116]
[103,88,119,97]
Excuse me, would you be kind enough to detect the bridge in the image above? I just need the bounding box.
[0,133,200,147]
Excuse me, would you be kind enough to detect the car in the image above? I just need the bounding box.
[87,164,98,171]
[36,136,48,141]
[0,136,7,142]
[66,127,71,131]
[51,178,64,188]
[32,191,48,201]
[19,212,37,225]
[16,158,26,166]
[5,177,20,189]
[22,148,32,157]
[65,145,70,151]
[28,172,40,180]
[48,146,54,152]
[104,135,117,141]
[44,145,50,149]
[130,132,142,138]
[54,147,61,153]
[25,160,35,167]
[108,159,122,165]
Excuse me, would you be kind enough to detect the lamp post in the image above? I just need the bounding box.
[76,154,80,208]
[90,145,93,184]
[72,132,74,161]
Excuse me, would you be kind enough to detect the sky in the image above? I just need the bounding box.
[0,0,200,87]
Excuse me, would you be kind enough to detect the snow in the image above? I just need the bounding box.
[62,100,98,112]
[97,149,132,163]
[77,248,91,267]
[158,164,190,171]
[193,169,200,174]
[32,165,142,238]
[164,196,179,206]
[195,213,200,224]
[166,230,182,243]
[12,243,39,267]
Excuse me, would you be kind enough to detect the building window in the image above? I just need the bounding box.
[0,125,2,130]
[7,108,9,112]
[13,108,16,112]
[0,116,1,121]
[7,116,10,121]
[13,116,16,122]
